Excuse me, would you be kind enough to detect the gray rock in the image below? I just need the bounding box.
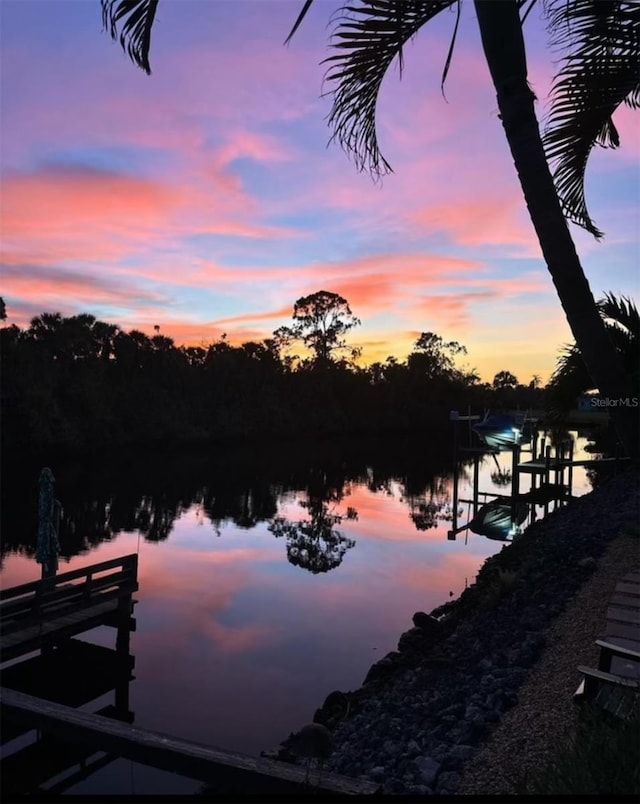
[398,626,442,654]
[437,702,464,718]
[383,778,408,795]
[451,720,476,745]
[413,756,441,786]
[369,766,386,782]
[436,770,461,793]
[363,651,406,684]
[447,744,474,762]
[412,611,444,635]
[407,784,431,795]
[464,704,484,721]
[578,556,597,570]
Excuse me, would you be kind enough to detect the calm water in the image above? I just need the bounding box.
[0,432,595,794]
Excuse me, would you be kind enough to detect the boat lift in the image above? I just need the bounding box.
[447,410,577,542]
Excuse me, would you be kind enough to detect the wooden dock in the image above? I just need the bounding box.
[0,554,137,661]
[448,410,631,542]
[1,707,124,795]
[1,638,134,747]
[517,456,627,474]
[1,688,380,795]
[0,551,380,794]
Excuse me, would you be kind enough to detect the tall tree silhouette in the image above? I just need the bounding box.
[277,290,361,369]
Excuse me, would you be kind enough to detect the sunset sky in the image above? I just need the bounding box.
[1,0,637,383]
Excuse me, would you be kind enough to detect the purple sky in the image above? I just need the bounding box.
[1,0,637,382]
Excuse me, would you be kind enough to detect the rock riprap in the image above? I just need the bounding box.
[295,469,639,794]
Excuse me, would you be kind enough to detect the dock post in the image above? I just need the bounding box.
[115,592,133,716]
[472,454,480,512]
[544,445,552,517]
[567,439,574,501]
[451,418,459,536]
[510,443,520,526]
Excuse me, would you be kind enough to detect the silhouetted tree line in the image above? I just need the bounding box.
[1,292,547,454]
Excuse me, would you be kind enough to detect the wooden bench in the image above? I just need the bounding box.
[575,571,640,720]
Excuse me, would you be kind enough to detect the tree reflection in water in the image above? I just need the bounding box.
[2,435,460,568]
[269,500,357,574]
[405,476,453,531]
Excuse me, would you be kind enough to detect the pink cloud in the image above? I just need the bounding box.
[409,197,538,252]
[214,130,295,168]
[1,262,163,328]
[1,163,301,273]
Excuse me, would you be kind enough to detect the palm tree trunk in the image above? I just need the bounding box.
[473,0,638,459]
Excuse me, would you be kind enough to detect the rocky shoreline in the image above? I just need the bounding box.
[274,467,639,794]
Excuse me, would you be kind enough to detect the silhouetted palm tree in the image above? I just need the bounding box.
[100,0,639,455]
[548,293,639,410]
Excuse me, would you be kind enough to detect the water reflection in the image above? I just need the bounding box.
[468,501,529,541]
[269,501,357,574]
[1,432,598,791]
[2,436,460,570]
[449,426,599,543]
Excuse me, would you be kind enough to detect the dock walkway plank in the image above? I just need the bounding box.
[1,599,118,651]
[1,688,379,795]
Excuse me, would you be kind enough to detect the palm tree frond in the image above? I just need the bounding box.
[543,0,640,239]
[624,81,640,107]
[101,0,159,74]
[441,0,461,98]
[549,292,639,406]
[320,0,456,175]
[520,0,540,26]
[597,293,639,338]
[285,0,317,45]
[547,340,596,416]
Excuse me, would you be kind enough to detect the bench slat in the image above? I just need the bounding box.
[577,666,640,688]
[595,639,640,661]
[607,606,640,625]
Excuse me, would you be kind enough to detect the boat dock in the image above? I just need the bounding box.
[447,412,628,541]
[0,553,138,662]
[0,553,380,796]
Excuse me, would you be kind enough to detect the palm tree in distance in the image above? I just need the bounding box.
[548,293,639,412]
[100,0,639,456]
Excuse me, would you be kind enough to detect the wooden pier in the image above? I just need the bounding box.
[1,554,139,794]
[1,688,380,795]
[1,553,380,795]
[0,554,138,662]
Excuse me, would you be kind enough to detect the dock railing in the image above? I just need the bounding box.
[0,554,138,638]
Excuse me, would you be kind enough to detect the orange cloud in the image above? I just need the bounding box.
[1,163,300,270]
